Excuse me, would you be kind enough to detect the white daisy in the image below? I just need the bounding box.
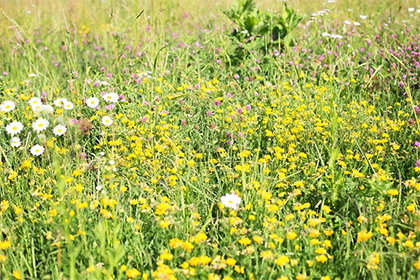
[102,92,119,103]
[6,121,24,136]
[86,97,99,108]
[30,144,45,156]
[102,116,113,126]
[63,101,74,110]
[53,124,67,136]
[32,118,49,133]
[33,104,54,115]
[42,104,54,114]
[10,137,21,147]
[28,97,42,107]
[220,193,241,210]
[1,101,15,112]
[54,98,68,107]
[37,134,47,143]
[31,104,43,113]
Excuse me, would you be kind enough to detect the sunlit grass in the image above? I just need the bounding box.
[1,0,420,279]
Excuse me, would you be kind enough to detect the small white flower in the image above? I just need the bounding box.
[30,144,45,156]
[32,118,49,133]
[37,134,47,143]
[33,104,54,115]
[343,20,352,25]
[53,124,67,136]
[109,160,115,165]
[28,97,42,107]
[220,193,241,210]
[102,92,119,103]
[42,104,54,114]
[86,97,99,108]
[10,137,21,147]
[1,101,15,112]
[102,116,113,126]
[96,185,103,191]
[138,71,152,78]
[94,80,110,86]
[63,101,74,110]
[28,73,37,77]
[354,21,360,26]
[54,98,68,107]
[359,15,367,20]
[99,152,105,156]
[408,8,415,12]
[6,121,24,136]
[31,104,43,113]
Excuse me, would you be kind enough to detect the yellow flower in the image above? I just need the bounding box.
[253,236,263,244]
[366,252,380,270]
[315,255,328,263]
[407,204,415,214]
[234,265,244,274]
[238,237,252,246]
[155,203,171,215]
[159,220,170,228]
[77,202,88,209]
[13,270,22,279]
[169,238,183,249]
[357,230,373,243]
[296,273,308,280]
[126,268,141,278]
[322,205,331,214]
[386,237,396,244]
[274,255,290,266]
[192,232,207,243]
[0,240,11,249]
[286,231,298,240]
[387,189,398,196]
[403,240,414,249]
[208,274,221,280]
[357,216,368,223]
[160,249,173,261]
[225,258,236,266]
[261,250,273,260]
[181,241,194,252]
[414,258,420,270]
[0,200,9,212]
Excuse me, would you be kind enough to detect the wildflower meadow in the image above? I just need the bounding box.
[1,0,420,279]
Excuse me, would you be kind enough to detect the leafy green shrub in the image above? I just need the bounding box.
[223,0,302,64]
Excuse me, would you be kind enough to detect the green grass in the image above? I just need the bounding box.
[1,0,420,279]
